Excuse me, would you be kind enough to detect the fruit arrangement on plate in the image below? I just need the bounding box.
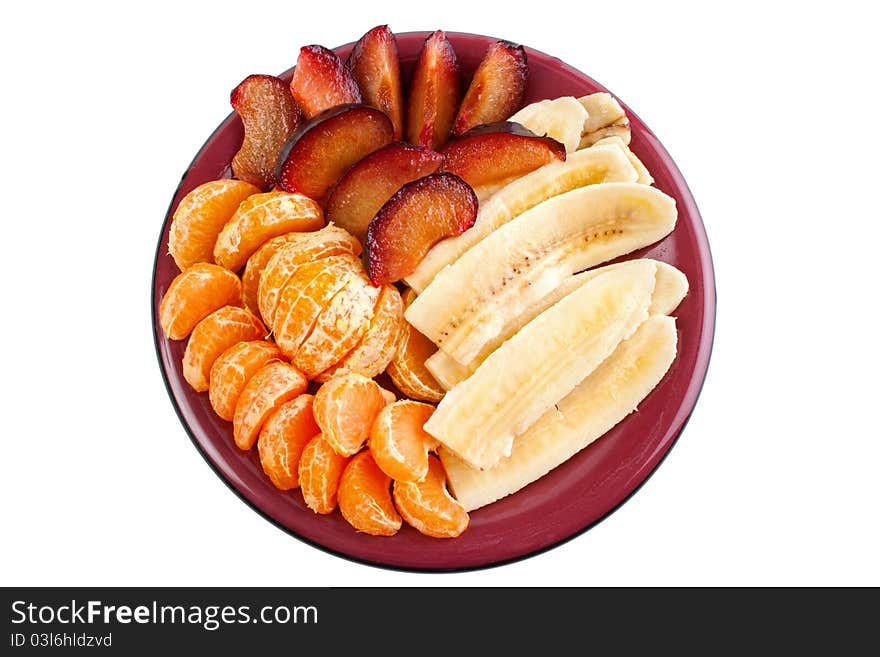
[157,25,688,540]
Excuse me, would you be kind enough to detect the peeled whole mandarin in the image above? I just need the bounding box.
[270,255,361,359]
[257,225,362,328]
[293,270,379,379]
[315,284,404,381]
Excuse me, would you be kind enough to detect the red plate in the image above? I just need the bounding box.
[152,31,715,571]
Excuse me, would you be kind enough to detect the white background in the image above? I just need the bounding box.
[2,1,878,587]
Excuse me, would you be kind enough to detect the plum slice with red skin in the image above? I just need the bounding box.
[230,75,301,190]
[453,41,528,136]
[290,45,362,119]
[324,142,444,242]
[406,31,461,151]
[366,172,477,286]
[441,121,566,190]
[347,25,405,140]
[275,104,394,204]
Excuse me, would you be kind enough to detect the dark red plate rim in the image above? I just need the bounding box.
[151,31,716,573]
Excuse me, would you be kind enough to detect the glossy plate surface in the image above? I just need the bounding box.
[152,31,716,571]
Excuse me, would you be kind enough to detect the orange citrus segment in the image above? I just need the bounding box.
[213,191,324,272]
[386,322,446,403]
[258,225,362,327]
[168,179,261,271]
[159,263,243,340]
[393,455,469,538]
[182,306,267,392]
[299,435,349,514]
[293,271,379,378]
[338,451,402,536]
[369,400,438,482]
[315,284,404,381]
[257,394,320,490]
[272,255,361,359]
[313,373,386,457]
[232,361,308,450]
[208,340,282,421]
[240,233,300,317]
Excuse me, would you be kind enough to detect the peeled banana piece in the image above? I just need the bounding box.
[423,260,656,471]
[404,145,638,293]
[579,92,626,133]
[424,258,688,390]
[578,92,631,147]
[508,97,588,153]
[593,135,654,185]
[440,314,678,511]
[406,182,678,365]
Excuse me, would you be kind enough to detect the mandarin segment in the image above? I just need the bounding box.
[338,450,402,536]
[313,373,386,457]
[257,394,320,490]
[298,435,349,514]
[241,233,299,317]
[258,225,362,327]
[168,179,261,271]
[370,401,438,483]
[213,191,324,272]
[159,263,242,340]
[208,340,282,421]
[232,361,308,450]
[293,271,379,378]
[272,255,362,359]
[182,306,267,392]
[393,455,469,538]
[315,284,404,381]
[386,322,446,403]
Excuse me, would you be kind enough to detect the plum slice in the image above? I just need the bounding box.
[406,31,461,151]
[325,142,444,242]
[441,121,565,193]
[230,74,301,190]
[453,41,528,136]
[366,172,477,285]
[275,104,394,203]
[290,45,362,119]
[347,25,405,140]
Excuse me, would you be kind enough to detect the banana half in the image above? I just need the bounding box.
[405,144,639,293]
[405,182,678,366]
[423,260,657,471]
[440,314,679,511]
[425,258,688,390]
